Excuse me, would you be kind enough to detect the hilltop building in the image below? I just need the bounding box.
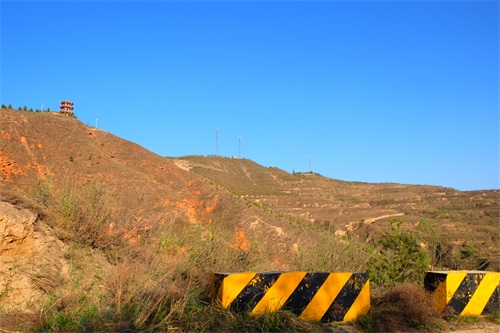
[59,100,74,115]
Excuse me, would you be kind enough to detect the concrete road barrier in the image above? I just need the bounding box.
[212,271,370,322]
[424,270,500,316]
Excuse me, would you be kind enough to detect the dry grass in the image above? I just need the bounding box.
[29,213,281,331]
[7,177,493,332]
[0,312,38,332]
[356,283,444,332]
[292,230,369,272]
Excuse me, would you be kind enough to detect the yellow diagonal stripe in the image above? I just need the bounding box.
[433,280,448,312]
[343,279,370,322]
[252,272,307,314]
[218,272,256,308]
[462,272,500,316]
[300,272,352,321]
[447,271,468,303]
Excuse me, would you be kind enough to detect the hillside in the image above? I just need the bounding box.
[0,108,498,331]
[1,109,325,262]
[174,155,499,267]
[2,107,499,269]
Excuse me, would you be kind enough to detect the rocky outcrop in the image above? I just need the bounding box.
[0,201,37,256]
[0,201,67,312]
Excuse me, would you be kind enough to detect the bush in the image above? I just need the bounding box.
[35,178,119,250]
[356,283,443,332]
[367,219,430,287]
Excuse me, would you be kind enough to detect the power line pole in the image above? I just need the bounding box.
[216,129,219,157]
[238,137,241,158]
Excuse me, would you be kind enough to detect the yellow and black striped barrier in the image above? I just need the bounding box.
[212,271,370,322]
[424,270,499,315]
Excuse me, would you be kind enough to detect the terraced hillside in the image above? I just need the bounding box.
[176,155,499,270]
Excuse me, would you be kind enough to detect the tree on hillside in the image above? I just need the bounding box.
[8,104,12,109]
[18,107,22,111]
[29,108,33,112]
[1,104,6,108]
[23,106,27,111]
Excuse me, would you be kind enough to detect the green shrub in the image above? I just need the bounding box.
[368,219,430,287]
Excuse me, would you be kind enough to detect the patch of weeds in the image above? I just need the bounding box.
[31,178,54,207]
[484,313,500,324]
[41,313,76,331]
[77,305,101,329]
[293,231,368,272]
[459,315,483,325]
[257,310,320,332]
[355,313,375,332]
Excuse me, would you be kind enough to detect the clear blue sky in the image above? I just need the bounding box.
[1,1,498,191]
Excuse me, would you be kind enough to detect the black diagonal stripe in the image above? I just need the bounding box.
[481,277,499,315]
[424,272,447,293]
[230,272,281,313]
[281,272,330,315]
[211,273,226,302]
[447,273,481,315]
[321,273,368,323]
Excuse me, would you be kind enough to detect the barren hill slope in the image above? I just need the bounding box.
[0,109,326,263]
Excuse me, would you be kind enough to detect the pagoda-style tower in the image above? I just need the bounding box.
[59,100,74,114]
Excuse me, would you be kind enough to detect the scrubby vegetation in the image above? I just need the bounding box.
[0,178,494,332]
[2,178,330,332]
[355,283,444,332]
[367,219,430,288]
